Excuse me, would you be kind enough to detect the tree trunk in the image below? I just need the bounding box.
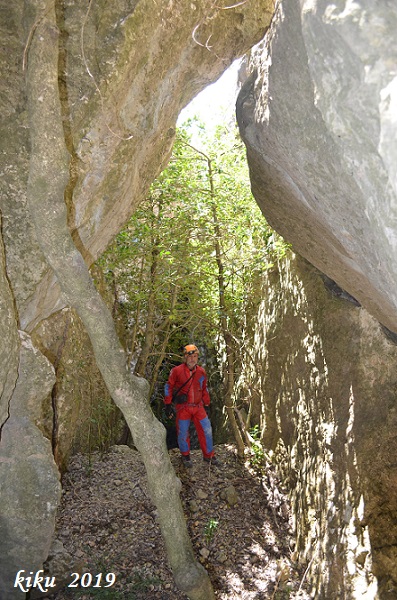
[135,235,160,376]
[207,161,246,459]
[149,283,179,400]
[182,141,246,457]
[25,3,215,598]
[126,256,145,362]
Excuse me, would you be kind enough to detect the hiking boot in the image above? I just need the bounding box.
[203,456,221,467]
[182,455,192,468]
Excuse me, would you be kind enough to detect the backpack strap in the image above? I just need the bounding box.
[172,371,195,402]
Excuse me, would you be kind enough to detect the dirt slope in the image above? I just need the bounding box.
[46,444,312,599]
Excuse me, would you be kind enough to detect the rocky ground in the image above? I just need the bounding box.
[44,444,313,600]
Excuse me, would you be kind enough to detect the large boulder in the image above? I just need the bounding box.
[236,2,397,595]
[32,306,124,472]
[237,0,397,334]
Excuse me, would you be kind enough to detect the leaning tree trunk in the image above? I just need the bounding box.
[24,2,215,599]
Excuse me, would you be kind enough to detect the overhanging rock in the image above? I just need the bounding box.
[237,0,397,334]
[0,0,274,333]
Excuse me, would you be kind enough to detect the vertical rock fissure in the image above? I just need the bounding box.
[50,313,71,460]
[0,210,20,441]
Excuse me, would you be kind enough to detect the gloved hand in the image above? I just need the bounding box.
[204,405,211,417]
[165,404,174,419]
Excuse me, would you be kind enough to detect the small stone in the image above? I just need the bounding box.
[217,551,228,563]
[189,500,199,513]
[356,551,369,566]
[224,485,239,506]
[280,502,290,519]
[277,559,291,583]
[114,479,123,486]
[196,488,208,500]
[200,547,210,559]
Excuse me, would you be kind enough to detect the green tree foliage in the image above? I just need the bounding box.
[99,122,288,424]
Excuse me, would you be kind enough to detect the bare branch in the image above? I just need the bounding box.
[214,0,248,9]
[191,24,213,51]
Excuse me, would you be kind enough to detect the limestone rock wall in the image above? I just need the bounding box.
[0,0,274,596]
[0,0,273,333]
[32,307,125,473]
[237,0,397,335]
[236,4,397,596]
[0,214,19,429]
[0,333,61,599]
[238,253,397,599]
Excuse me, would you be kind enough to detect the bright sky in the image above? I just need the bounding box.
[177,59,242,135]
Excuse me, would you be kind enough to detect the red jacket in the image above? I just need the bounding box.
[164,363,210,406]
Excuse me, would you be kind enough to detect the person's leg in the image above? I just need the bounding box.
[192,405,214,459]
[176,406,191,456]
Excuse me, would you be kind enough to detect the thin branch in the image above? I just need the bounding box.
[298,555,314,594]
[214,0,248,8]
[270,571,282,600]
[191,24,213,51]
[191,0,248,54]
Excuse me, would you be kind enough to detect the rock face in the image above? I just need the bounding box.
[32,306,124,472]
[0,333,61,599]
[0,214,19,429]
[0,0,273,597]
[238,253,397,598]
[237,0,397,335]
[1,0,273,333]
[236,4,397,594]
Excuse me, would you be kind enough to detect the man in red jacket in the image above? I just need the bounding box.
[164,344,219,468]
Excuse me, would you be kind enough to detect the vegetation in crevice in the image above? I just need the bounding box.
[98,120,290,450]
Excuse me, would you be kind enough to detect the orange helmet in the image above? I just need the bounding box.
[184,344,199,356]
